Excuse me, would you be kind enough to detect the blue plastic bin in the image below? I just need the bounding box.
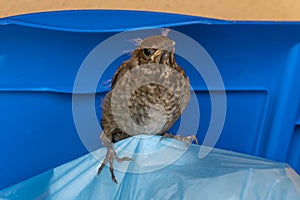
[0,10,300,190]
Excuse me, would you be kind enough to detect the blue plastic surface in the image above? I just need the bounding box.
[1,10,300,190]
[1,136,300,199]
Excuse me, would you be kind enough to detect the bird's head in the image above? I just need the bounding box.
[133,35,176,66]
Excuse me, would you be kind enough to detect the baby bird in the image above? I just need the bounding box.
[97,33,196,183]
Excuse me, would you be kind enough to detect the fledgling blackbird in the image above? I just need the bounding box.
[97,32,197,183]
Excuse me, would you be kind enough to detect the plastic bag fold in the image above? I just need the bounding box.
[1,135,299,200]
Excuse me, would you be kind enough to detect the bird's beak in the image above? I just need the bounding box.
[151,49,162,61]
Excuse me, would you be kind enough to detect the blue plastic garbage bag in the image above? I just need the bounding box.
[1,135,300,200]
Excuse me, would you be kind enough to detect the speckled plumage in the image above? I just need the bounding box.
[98,34,192,183]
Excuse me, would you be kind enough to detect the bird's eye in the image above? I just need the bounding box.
[143,48,155,57]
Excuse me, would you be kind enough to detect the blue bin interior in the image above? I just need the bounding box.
[1,10,300,190]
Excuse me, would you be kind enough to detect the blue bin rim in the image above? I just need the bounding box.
[0,10,300,32]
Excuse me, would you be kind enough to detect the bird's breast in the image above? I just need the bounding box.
[110,63,190,135]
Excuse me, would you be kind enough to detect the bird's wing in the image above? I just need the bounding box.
[111,61,128,89]
[174,64,188,78]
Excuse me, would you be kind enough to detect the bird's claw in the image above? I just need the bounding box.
[97,148,132,184]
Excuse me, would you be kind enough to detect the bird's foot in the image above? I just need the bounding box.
[97,146,132,184]
[160,133,198,146]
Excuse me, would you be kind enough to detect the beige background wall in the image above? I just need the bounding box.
[1,0,300,20]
